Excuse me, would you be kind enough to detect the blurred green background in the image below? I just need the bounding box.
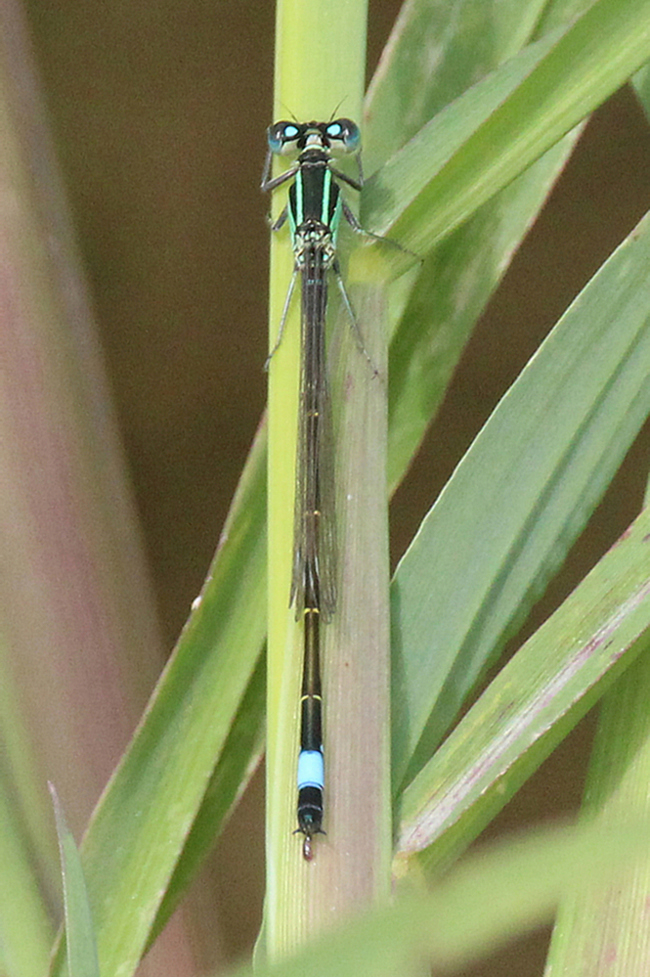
[17,0,650,972]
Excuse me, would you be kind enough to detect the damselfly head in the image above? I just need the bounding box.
[267,119,360,157]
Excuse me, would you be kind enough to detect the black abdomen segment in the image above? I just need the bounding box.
[297,568,324,860]
[295,252,328,859]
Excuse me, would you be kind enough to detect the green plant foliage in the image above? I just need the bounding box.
[50,786,100,977]
[3,0,650,974]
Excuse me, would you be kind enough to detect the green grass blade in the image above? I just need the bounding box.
[545,631,650,975]
[265,0,392,956]
[50,785,100,977]
[0,631,56,977]
[396,504,650,870]
[632,61,650,120]
[366,1,587,491]
[49,427,266,977]
[226,820,648,977]
[147,653,265,946]
[385,128,582,491]
[364,26,562,246]
[391,208,650,792]
[363,0,650,271]
[364,0,551,175]
[0,770,54,977]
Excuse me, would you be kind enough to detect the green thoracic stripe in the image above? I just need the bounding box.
[321,168,331,226]
[295,170,304,225]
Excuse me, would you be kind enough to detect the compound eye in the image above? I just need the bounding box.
[267,121,302,155]
[326,118,360,153]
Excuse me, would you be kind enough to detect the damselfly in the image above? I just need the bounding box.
[262,118,373,860]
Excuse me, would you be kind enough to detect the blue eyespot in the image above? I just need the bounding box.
[326,118,360,153]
